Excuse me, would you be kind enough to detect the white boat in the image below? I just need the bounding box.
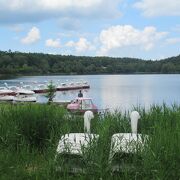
[57,133,99,155]
[0,87,15,96]
[14,96,37,102]
[56,111,99,173]
[14,89,37,102]
[3,82,37,101]
[109,111,149,172]
[0,87,15,102]
[0,95,14,102]
[4,82,17,90]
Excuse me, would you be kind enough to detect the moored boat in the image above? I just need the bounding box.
[0,95,14,102]
[55,111,99,173]
[0,87,16,96]
[109,111,149,173]
[67,97,98,114]
[14,89,37,102]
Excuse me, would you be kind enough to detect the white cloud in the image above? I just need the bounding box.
[134,0,180,17]
[66,37,95,52]
[45,38,61,48]
[98,25,167,55]
[21,27,40,44]
[66,40,75,47]
[165,38,180,44]
[0,0,122,23]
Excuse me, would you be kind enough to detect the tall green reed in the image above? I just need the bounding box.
[0,104,179,179]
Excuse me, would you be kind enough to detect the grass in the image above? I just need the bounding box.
[0,103,180,179]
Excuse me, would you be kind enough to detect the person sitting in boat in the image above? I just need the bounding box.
[78,90,83,97]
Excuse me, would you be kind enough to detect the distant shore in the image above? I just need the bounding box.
[0,51,180,75]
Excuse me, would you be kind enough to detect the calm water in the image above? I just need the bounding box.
[0,74,180,111]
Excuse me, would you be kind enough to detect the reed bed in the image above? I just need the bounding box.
[0,104,180,179]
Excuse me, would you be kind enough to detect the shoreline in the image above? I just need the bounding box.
[1,72,180,79]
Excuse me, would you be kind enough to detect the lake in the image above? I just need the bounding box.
[0,74,180,111]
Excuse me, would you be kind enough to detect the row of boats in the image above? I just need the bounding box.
[23,81,90,93]
[0,81,90,103]
[0,86,36,102]
[0,86,98,114]
[0,81,100,115]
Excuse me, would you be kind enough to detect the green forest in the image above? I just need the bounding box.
[0,50,180,75]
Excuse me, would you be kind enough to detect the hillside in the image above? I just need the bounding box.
[0,50,180,75]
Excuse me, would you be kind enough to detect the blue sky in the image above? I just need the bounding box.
[0,0,179,59]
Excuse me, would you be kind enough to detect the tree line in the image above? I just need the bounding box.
[0,50,180,75]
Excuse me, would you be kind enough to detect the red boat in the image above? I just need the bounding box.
[67,97,98,114]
